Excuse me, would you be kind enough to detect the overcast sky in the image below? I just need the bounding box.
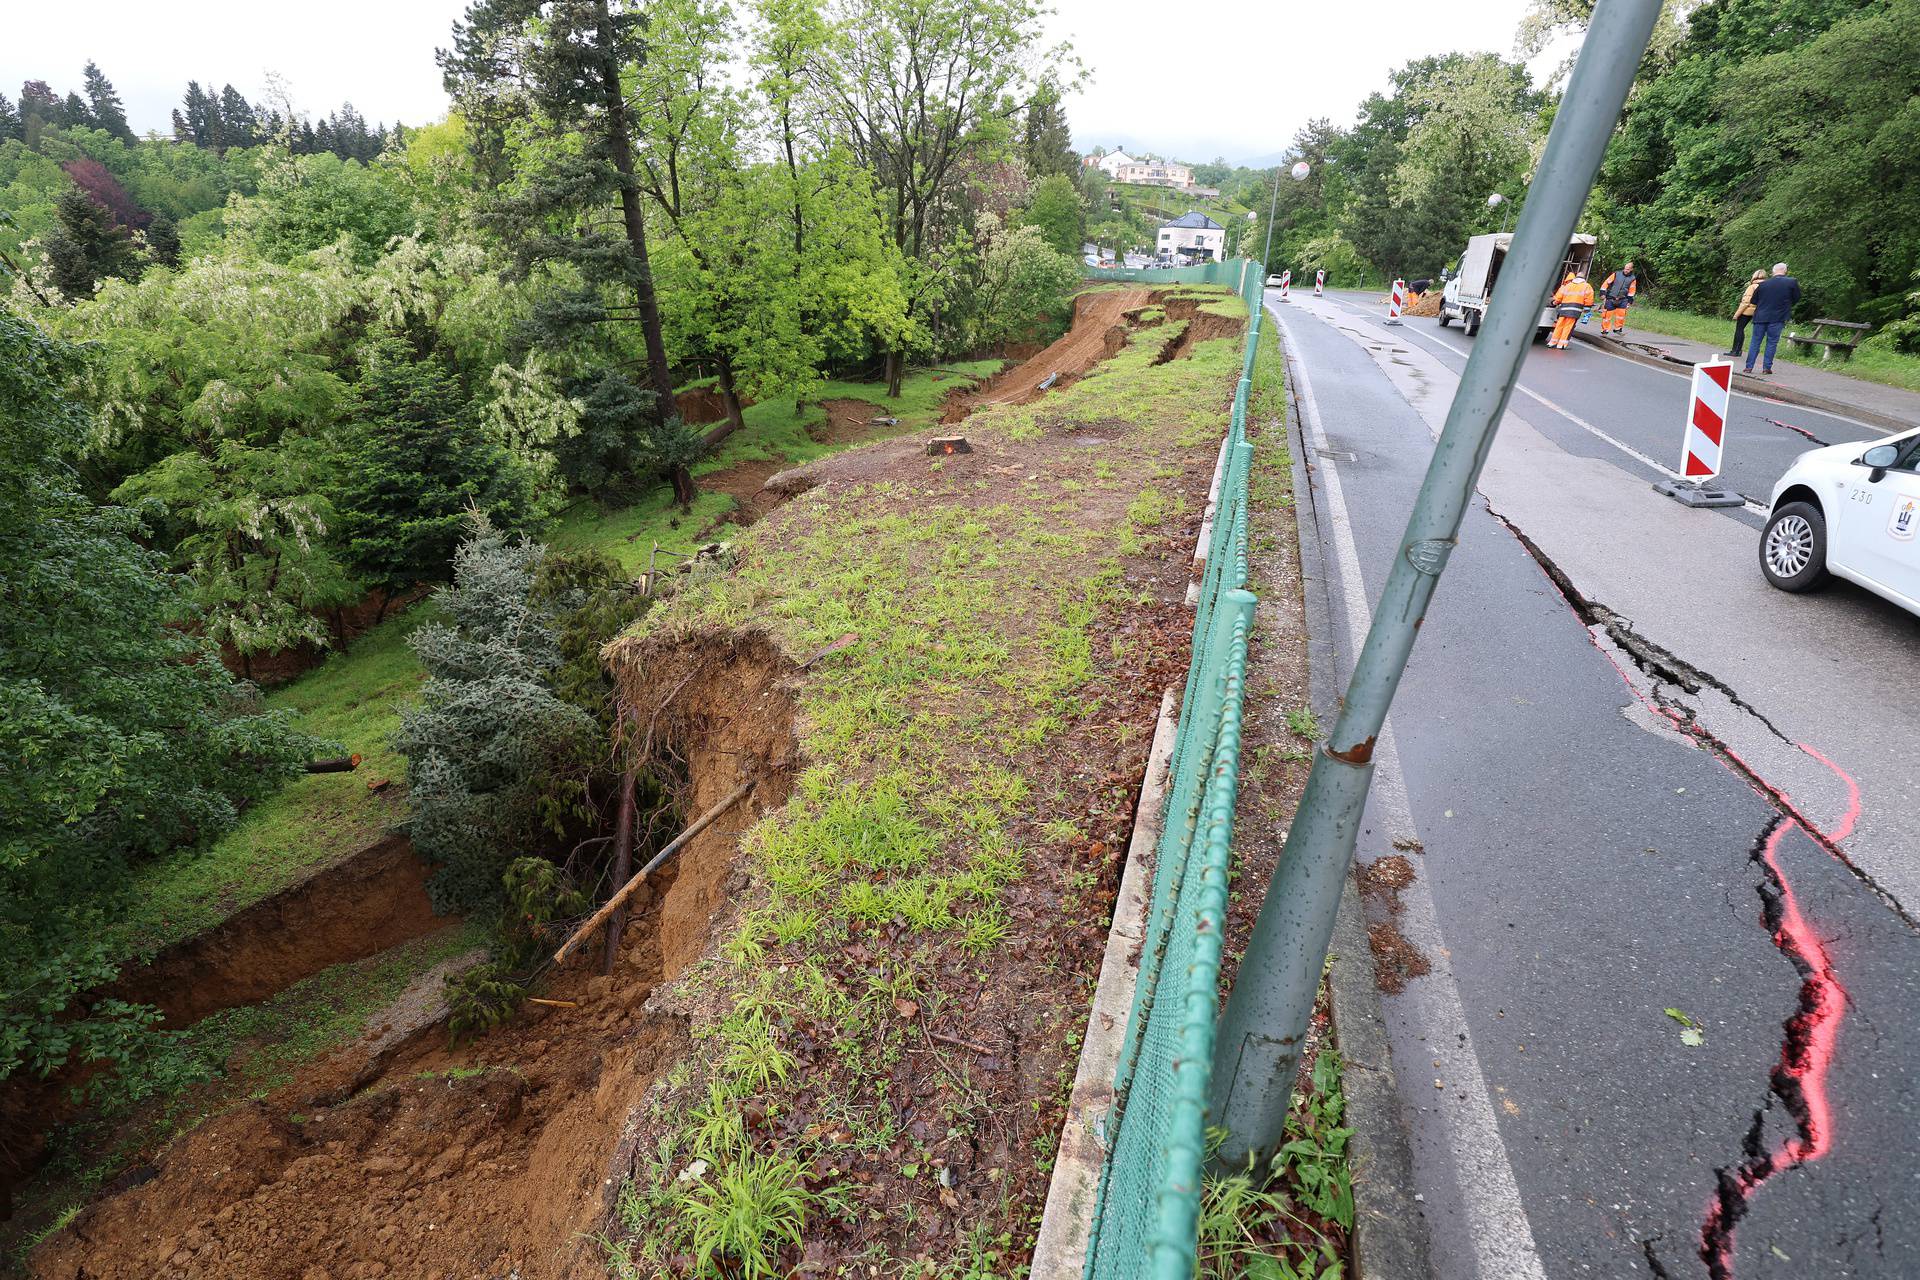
[6,0,1547,166]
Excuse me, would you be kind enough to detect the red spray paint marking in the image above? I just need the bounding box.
[1699,746,1860,1280]
[1515,544,1867,1277]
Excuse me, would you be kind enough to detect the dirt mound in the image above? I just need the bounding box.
[1403,290,1441,318]
[33,929,684,1280]
[941,287,1153,422]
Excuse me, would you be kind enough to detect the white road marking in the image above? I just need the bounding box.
[1272,302,1550,1280]
[1314,298,1770,515]
[1323,294,1897,439]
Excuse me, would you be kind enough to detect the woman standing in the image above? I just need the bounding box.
[1726,269,1766,358]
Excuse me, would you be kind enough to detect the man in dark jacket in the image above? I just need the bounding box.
[1744,262,1801,375]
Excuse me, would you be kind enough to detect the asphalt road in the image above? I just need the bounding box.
[1267,289,1920,1280]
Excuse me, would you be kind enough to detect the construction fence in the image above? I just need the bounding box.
[1078,258,1269,1278]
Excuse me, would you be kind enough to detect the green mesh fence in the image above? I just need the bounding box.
[1080,259,1267,1279]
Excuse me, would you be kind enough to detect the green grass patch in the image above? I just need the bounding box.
[1629,304,1920,394]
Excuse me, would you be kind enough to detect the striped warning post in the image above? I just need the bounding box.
[1384,278,1405,325]
[1314,269,1324,296]
[1279,269,1291,302]
[1683,360,1733,480]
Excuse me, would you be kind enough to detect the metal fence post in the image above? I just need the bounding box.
[1207,0,1663,1166]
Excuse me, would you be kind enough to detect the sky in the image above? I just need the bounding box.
[5,0,1549,166]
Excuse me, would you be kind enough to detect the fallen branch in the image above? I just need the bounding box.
[526,998,578,1009]
[551,779,756,966]
[304,753,362,773]
[929,1030,995,1054]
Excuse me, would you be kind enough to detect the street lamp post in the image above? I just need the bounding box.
[1259,159,1312,274]
[1489,191,1513,236]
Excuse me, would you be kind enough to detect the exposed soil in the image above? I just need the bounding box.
[1153,309,1246,365]
[698,398,894,527]
[1402,290,1442,318]
[674,385,751,426]
[1356,853,1417,912]
[108,836,444,1030]
[939,286,1154,422]
[223,586,430,687]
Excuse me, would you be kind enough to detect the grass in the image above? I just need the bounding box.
[1196,1049,1354,1280]
[603,286,1266,1275]
[1627,304,1920,394]
[109,362,1000,965]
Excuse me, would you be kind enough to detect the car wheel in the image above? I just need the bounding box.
[1464,311,1480,336]
[1760,501,1830,592]
[1437,310,1451,328]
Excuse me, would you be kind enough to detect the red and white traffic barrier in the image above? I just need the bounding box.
[1279,269,1291,302]
[1314,269,1325,297]
[1653,359,1744,507]
[1385,278,1405,325]
[1683,360,1732,480]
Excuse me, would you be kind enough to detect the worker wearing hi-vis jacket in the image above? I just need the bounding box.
[1599,263,1637,335]
[1548,273,1594,348]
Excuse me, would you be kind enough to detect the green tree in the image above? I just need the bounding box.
[442,0,687,494]
[235,149,416,265]
[144,212,181,266]
[0,92,20,144]
[82,61,135,143]
[396,522,599,912]
[44,182,142,299]
[1023,83,1078,179]
[330,339,535,611]
[216,85,259,151]
[818,0,1073,394]
[968,212,1080,348]
[0,304,315,1088]
[1021,172,1084,256]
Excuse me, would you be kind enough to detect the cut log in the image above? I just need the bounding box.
[304,754,362,773]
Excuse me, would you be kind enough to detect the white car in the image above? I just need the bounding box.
[1762,426,1920,616]
[1266,274,1284,287]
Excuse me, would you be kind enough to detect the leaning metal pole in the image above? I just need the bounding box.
[1208,0,1662,1166]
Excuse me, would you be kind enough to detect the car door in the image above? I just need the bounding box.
[1832,429,1920,606]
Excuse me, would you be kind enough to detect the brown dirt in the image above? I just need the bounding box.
[1356,853,1417,913]
[675,385,751,426]
[29,646,803,1280]
[939,287,1154,422]
[1367,918,1432,995]
[1154,310,1246,365]
[108,836,444,1030]
[1403,290,1442,318]
[810,397,890,447]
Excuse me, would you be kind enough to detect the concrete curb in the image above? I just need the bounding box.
[1281,326,1435,1280]
[1572,329,1913,432]
[1029,687,1178,1279]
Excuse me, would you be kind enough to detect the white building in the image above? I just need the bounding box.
[1112,159,1194,190]
[1156,211,1225,263]
[1092,149,1136,177]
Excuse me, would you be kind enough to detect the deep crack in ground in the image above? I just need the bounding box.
[1480,503,1901,1280]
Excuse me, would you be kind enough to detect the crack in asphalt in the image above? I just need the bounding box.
[1641,1236,1678,1279]
[1484,507,1917,933]
[1701,815,1850,1280]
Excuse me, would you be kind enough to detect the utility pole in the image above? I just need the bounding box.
[1207,0,1663,1166]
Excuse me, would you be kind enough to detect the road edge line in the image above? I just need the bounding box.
[1029,685,1177,1279]
[1279,313,1436,1280]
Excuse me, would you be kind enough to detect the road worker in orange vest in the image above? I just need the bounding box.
[1548,273,1594,349]
[1599,262,1637,335]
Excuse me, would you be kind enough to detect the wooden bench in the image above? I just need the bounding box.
[1787,318,1869,362]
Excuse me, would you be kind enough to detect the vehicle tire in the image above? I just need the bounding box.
[1759,501,1830,592]
[1464,310,1481,336]
[1437,310,1451,328]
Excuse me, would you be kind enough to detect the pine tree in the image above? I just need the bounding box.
[217,85,257,150]
[171,108,191,143]
[0,93,19,144]
[330,339,534,608]
[442,0,684,495]
[145,213,181,267]
[1024,84,1078,180]
[82,61,134,142]
[44,184,142,299]
[178,81,215,147]
[62,91,90,129]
